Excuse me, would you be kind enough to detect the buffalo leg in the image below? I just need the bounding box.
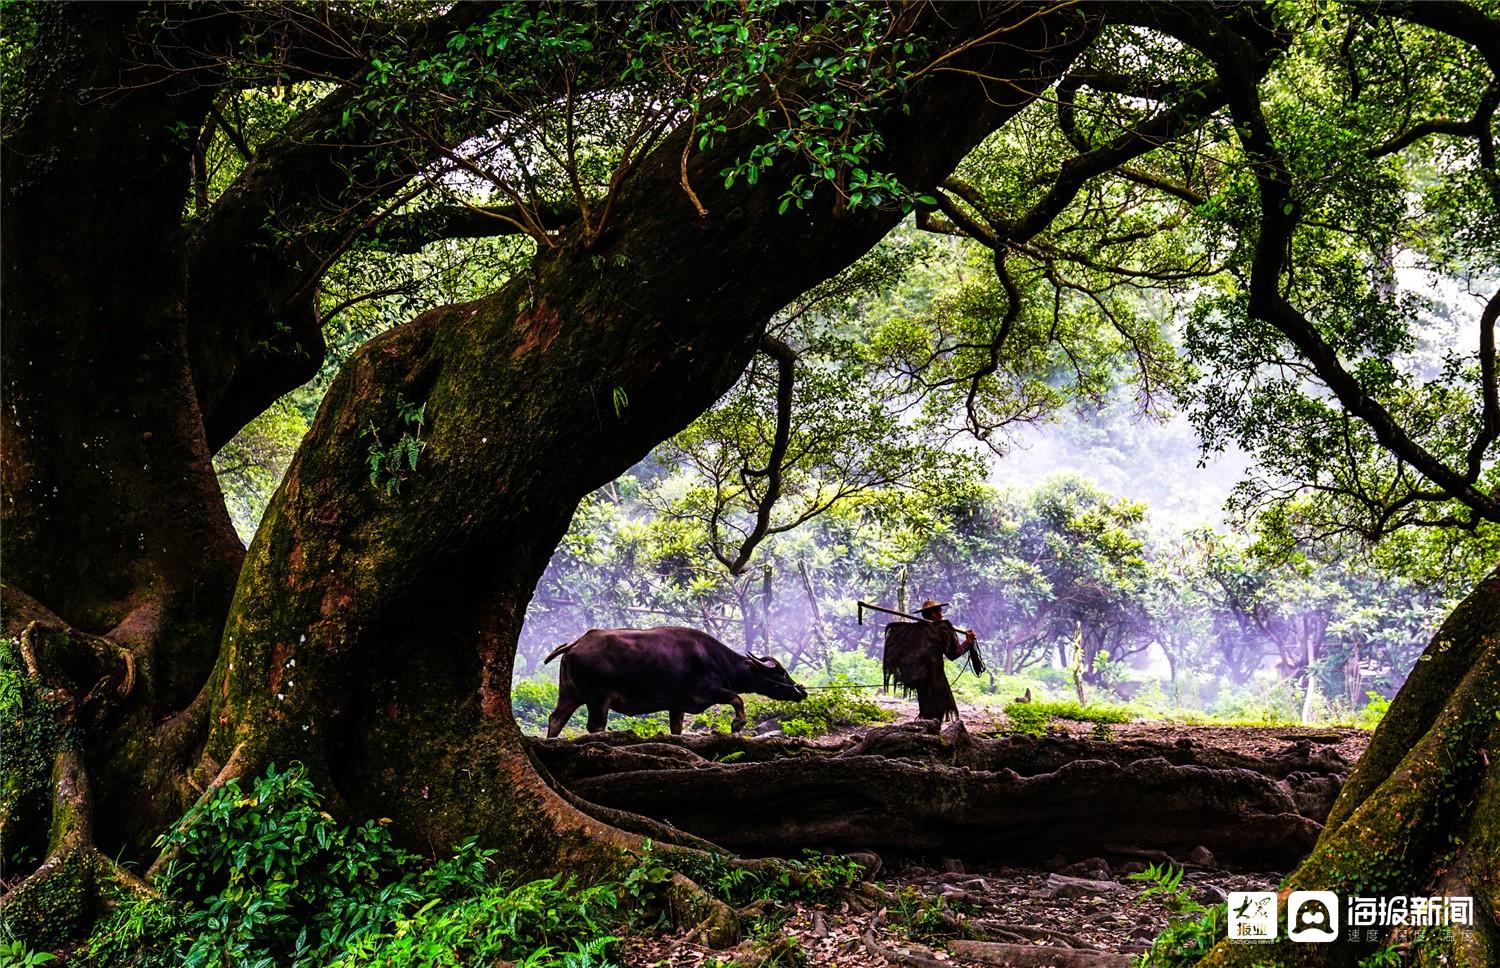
[670,710,684,735]
[586,700,611,733]
[711,692,745,733]
[547,691,582,738]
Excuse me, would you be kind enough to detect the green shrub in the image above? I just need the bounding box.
[1128,864,1223,968]
[779,718,817,738]
[614,713,671,737]
[81,763,626,968]
[1002,698,1132,736]
[512,677,561,733]
[1002,702,1054,737]
[1357,691,1391,730]
[329,876,622,968]
[751,677,892,737]
[1030,699,1133,724]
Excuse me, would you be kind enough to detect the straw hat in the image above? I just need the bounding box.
[919,600,948,614]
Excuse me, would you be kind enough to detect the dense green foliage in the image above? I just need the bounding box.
[5,762,867,967]
[74,764,628,967]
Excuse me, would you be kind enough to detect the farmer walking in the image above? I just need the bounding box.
[880,598,984,721]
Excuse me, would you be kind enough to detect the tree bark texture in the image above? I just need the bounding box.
[197,5,1100,875]
[0,0,1100,908]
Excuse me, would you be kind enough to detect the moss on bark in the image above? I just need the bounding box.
[195,2,1097,885]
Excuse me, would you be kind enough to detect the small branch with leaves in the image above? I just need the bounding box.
[365,392,427,495]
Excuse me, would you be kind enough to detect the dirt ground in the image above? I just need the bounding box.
[618,709,1370,967]
[622,862,1284,966]
[844,694,1371,766]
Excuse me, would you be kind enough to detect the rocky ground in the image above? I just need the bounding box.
[605,707,1371,967]
[622,860,1284,967]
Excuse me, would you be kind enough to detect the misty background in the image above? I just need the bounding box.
[216,225,1483,728]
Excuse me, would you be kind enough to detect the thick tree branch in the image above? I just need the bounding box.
[1368,117,1479,158]
[715,335,797,577]
[1210,25,1500,523]
[1008,81,1228,245]
[184,5,551,451]
[1467,286,1500,480]
[370,200,584,253]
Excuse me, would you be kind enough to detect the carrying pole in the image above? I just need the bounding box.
[857,600,923,624]
[857,600,975,636]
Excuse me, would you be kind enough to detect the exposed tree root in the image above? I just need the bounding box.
[666,871,741,948]
[0,690,155,946]
[861,914,949,967]
[531,722,1340,868]
[550,782,728,854]
[976,920,1090,948]
[17,619,136,711]
[145,742,247,880]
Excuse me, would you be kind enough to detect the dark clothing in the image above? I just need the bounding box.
[882,620,974,720]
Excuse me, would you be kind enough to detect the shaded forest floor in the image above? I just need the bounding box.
[622,861,1282,967]
[575,707,1372,967]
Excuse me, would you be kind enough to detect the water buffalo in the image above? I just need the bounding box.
[543,626,807,737]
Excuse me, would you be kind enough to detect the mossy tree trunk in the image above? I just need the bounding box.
[0,0,1098,941]
[196,15,1099,876]
[1198,568,1500,967]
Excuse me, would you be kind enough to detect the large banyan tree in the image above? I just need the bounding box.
[2,2,1497,963]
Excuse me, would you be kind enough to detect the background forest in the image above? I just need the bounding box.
[218,220,1493,728]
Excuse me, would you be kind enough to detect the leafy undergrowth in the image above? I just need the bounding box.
[4,762,874,967]
[1127,863,1224,967]
[1001,699,1135,738]
[67,764,631,967]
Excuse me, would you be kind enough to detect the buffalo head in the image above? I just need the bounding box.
[744,654,807,701]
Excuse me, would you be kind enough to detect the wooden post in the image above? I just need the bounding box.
[798,558,832,674]
[761,564,773,656]
[736,578,755,654]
